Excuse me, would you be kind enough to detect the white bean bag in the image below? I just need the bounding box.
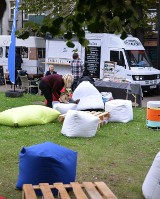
[105,99,133,123]
[77,94,104,111]
[72,81,104,111]
[61,110,99,137]
[0,105,60,127]
[142,152,160,199]
[72,81,100,100]
[53,102,77,114]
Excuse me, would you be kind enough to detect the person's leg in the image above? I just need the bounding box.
[39,81,53,108]
[72,80,78,91]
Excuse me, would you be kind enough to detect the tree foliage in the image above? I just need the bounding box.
[16,0,157,47]
[0,0,6,19]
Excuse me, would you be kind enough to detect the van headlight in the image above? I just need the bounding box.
[134,76,139,81]
[133,75,144,81]
[157,74,160,79]
[139,76,143,80]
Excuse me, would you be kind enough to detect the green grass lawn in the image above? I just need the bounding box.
[0,92,159,199]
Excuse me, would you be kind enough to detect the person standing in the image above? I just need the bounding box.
[15,51,23,70]
[77,69,95,86]
[45,65,57,76]
[71,52,83,91]
[14,51,23,86]
[39,74,73,108]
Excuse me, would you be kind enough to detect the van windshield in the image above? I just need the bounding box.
[125,50,152,67]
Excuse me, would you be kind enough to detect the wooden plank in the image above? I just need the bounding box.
[83,182,103,199]
[94,182,118,199]
[70,182,88,199]
[58,111,109,127]
[39,183,55,199]
[58,113,66,122]
[22,184,37,199]
[54,183,71,199]
[90,112,102,116]
[23,182,117,199]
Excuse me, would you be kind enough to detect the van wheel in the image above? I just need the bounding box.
[5,90,23,98]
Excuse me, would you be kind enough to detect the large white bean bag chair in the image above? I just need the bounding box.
[105,99,133,123]
[61,110,99,137]
[53,102,77,114]
[142,152,160,199]
[77,94,104,111]
[0,105,60,127]
[72,81,100,100]
[72,81,104,110]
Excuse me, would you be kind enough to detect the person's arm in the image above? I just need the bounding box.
[52,91,60,100]
[81,61,84,71]
[45,71,50,76]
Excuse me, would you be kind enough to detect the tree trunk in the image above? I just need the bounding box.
[131,1,144,44]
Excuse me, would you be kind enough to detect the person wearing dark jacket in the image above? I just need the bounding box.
[14,52,23,86]
[39,74,73,108]
[45,65,57,76]
[15,52,23,70]
[77,69,95,86]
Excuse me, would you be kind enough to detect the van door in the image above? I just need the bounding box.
[109,48,129,80]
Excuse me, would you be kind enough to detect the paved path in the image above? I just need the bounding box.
[142,92,160,107]
[0,84,21,92]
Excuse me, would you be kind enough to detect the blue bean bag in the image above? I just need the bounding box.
[16,142,78,194]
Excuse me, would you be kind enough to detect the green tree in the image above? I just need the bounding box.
[131,0,157,44]
[17,0,157,46]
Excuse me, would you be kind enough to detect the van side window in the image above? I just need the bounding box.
[110,51,119,63]
[38,48,45,58]
[110,51,125,66]
[119,51,125,66]
[0,47,3,58]
[21,47,28,58]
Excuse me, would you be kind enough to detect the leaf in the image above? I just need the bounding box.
[85,11,93,21]
[16,31,30,39]
[52,17,64,27]
[79,38,89,47]
[76,13,86,23]
[120,31,127,40]
[64,31,73,40]
[131,22,138,29]
[66,41,75,48]
[76,29,85,38]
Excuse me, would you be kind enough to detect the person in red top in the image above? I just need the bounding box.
[39,74,73,108]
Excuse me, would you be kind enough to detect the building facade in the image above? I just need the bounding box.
[0,0,28,35]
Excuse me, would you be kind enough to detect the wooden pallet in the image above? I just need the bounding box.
[22,181,118,199]
[58,111,109,128]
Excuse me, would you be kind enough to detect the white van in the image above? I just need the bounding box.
[84,33,160,91]
[0,35,46,76]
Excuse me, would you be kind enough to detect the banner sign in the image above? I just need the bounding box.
[8,0,19,84]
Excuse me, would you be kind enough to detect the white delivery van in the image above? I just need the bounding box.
[0,35,46,76]
[84,33,160,91]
